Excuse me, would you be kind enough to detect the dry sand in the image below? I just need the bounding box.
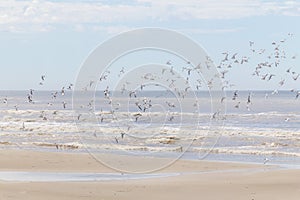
[0,150,299,200]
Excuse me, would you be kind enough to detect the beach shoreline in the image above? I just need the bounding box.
[0,149,299,200]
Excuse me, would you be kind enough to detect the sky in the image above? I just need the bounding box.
[0,0,299,91]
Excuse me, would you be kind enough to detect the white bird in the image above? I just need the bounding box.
[62,101,67,109]
[118,67,125,77]
[285,118,290,122]
[296,92,300,99]
[292,74,299,81]
[263,157,269,164]
[29,89,34,95]
[279,79,285,86]
[249,41,254,47]
[231,53,238,60]
[232,90,238,100]
[234,102,240,109]
[61,87,65,96]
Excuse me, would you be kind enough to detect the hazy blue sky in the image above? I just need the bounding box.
[0,0,299,90]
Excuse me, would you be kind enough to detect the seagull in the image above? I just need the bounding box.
[168,115,175,121]
[120,132,125,139]
[62,101,67,109]
[234,102,240,109]
[135,102,143,111]
[51,92,58,99]
[272,90,278,95]
[143,73,155,80]
[232,90,238,100]
[169,66,175,75]
[89,80,94,87]
[261,74,268,80]
[249,41,254,47]
[279,79,285,86]
[296,92,300,99]
[211,111,219,119]
[41,75,45,81]
[61,87,65,96]
[220,70,228,79]
[292,74,299,81]
[231,53,238,60]
[67,83,73,90]
[222,52,229,62]
[240,57,249,64]
[221,97,226,103]
[184,86,190,92]
[133,113,142,122]
[29,89,34,95]
[27,94,33,103]
[166,101,176,108]
[104,86,110,98]
[118,67,125,77]
[263,157,269,164]
[129,91,137,98]
[285,118,290,122]
[99,74,108,81]
[268,74,275,81]
[247,93,251,104]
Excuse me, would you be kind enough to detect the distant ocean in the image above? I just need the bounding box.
[0,90,299,167]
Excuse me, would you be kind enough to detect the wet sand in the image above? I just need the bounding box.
[0,150,299,200]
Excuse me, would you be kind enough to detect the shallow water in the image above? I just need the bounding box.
[0,171,179,182]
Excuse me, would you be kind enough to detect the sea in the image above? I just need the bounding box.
[0,90,299,169]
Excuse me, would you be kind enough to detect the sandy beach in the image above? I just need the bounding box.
[0,150,299,200]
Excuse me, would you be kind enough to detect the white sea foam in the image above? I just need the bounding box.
[0,91,299,162]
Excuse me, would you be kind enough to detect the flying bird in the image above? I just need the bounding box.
[232,90,238,100]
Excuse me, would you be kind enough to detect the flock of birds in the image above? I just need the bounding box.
[1,33,299,117]
[1,33,299,112]
[208,33,300,115]
[0,34,299,157]
[2,74,74,122]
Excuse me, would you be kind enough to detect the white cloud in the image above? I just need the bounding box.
[91,25,134,34]
[0,0,299,33]
[137,0,300,19]
[181,27,245,34]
